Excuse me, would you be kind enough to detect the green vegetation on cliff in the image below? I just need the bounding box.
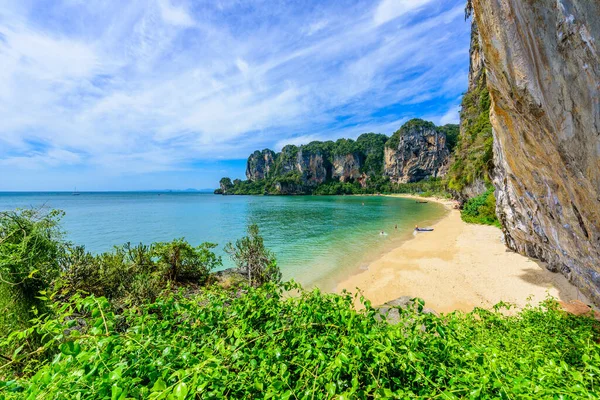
[447,72,494,194]
[461,186,501,227]
[438,124,459,153]
[385,118,436,150]
[356,133,388,176]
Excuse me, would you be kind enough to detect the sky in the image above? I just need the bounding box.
[0,0,471,191]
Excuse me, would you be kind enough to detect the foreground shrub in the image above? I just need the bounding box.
[0,209,65,336]
[57,240,221,308]
[225,224,281,287]
[1,283,599,399]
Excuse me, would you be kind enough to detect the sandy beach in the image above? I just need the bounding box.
[337,195,592,313]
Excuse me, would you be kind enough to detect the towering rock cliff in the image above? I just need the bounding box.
[296,147,329,187]
[332,153,362,183]
[447,18,493,203]
[246,149,276,181]
[384,119,450,183]
[472,0,600,303]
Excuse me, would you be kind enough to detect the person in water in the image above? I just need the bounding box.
[395,224,398,230]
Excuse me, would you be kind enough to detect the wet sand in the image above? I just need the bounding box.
[336,195,592,313]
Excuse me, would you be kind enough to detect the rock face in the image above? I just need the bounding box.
[246,149,276,181]
[376,296,438,325]
[384,119,450,183]
[296,148,328,187]
[451,19,491,204]
[332,153,362,182]
[473,0,600,303]
[275,145,299,176]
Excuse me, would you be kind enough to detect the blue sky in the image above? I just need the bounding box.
[0,0,470,191]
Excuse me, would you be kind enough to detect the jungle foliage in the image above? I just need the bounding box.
[2,283,599,398]
[447,73,494,194]
[1,209,599,398]
[461,186,501,227]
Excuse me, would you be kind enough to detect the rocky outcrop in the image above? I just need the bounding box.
[332,153,362,182]
[296,148,328,187]
[214,177,233,195]
[472,0,600,303]
[447,18,494,202]
[466,19,485,93]
[384,119,450,183]
[246,149,276,181]
[220,122,453,194]
[376,296,438,325]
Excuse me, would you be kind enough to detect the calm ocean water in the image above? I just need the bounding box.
[0,192,446,289]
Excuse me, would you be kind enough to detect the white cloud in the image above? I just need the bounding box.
[373,0,434,26]
[274,134,324,150]
[235,58,249,74]
[0,148,83,169]
[439,105,461,125]
[157,0,195,27]
[305,20,329,36]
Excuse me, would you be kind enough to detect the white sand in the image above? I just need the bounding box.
[336,195,591,313]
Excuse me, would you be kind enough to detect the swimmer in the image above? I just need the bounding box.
[395,224,398,230]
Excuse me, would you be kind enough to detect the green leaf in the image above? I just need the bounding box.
[111,384,125,400]
[152,378,167,392]
[172,381,188,400]
[59,342,81,356]
[325,383,336,396]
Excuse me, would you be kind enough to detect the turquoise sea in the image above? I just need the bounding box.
[0,193,446,289]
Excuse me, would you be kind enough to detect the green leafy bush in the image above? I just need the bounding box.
[225,224,280,287]
[461,186,500,226]
[0,209,65,335]
[153,239,219,284]
[1,284,599,399]
[57,240,221,308]
[447,73,494,193]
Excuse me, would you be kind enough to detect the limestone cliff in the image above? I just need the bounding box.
[332,153,362,182]
[296,147,329,187]
[447,18,494,203]
[223,121,454,195]
[246,149,276,181]
[384,119,450,183]
[472,0,600,303]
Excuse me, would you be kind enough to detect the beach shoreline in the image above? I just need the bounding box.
[336,194,592,313]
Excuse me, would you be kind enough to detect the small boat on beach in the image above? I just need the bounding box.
[416,200,428,203]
